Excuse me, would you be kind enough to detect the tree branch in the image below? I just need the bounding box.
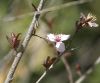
[75,56,100,83]
[2,0,92,22]
[4,0,45,83]
[61,56,73,83]
[40,0,92,14]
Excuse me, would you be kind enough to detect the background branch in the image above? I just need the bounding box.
[2,0,92,22]
[75,56,100,83]
[61,56,73,83]
[4,0,45,83]
[0,49,15,72]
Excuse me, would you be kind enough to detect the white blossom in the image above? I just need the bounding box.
[79,13,99,28]
[86,13,98,27]
[47,34,70,53]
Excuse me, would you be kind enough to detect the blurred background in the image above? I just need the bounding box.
[0,0,100,83]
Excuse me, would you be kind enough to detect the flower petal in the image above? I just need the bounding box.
[87,13,92,19]
[60,34,70,41]
[55,42,65,53]
[47,34,55,42]
[88,22,99,27]
[87,13,97,21]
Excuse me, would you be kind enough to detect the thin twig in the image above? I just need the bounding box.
[40,0,92,13]
[36,71,47,83]
[35,57,60,83]
[2,0,92,22]
[4,0,45,83]
[75,56,100,83]
[35,51,69,83]
[33,34,48,43]
[61,56,73,83]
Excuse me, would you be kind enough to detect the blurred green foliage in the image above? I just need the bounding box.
[0,0,100,83]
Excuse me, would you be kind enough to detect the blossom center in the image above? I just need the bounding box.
[55,36,61,42]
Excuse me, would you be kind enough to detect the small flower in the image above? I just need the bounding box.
[76,13,99,30]
[6,32,21,50]
[43,56,56,70]
[47,34,70,53]
[85,13,98,27]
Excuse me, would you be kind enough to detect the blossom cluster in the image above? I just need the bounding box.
[76,13,98,30]
[47,13,98,53]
